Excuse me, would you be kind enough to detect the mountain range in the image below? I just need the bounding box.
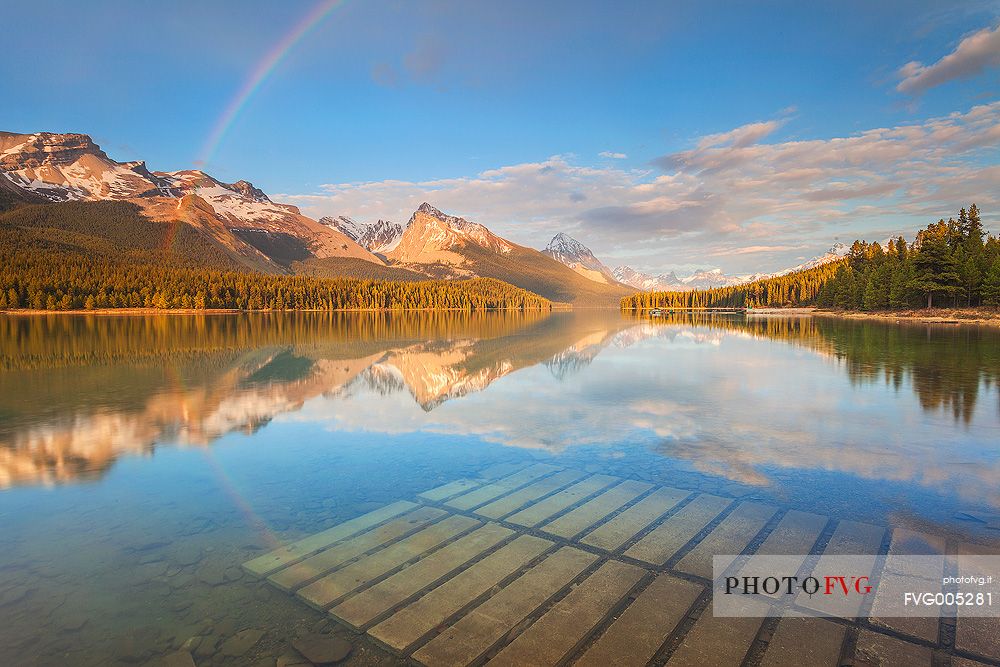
[609,244,849,291]
[537,230,847,292]
[0,130,846,305]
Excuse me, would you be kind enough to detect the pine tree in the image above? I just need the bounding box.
[983,258,1000,306]
[862,276,879,311]
[965,204,985,252]
[960,254,981,306]
[910,223,962,308]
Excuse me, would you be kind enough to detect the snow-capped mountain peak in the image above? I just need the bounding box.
[394,203,515,255]
[544,232,591,260]
[542,232,618,284]
[318,216,404,254]
[613,266,683,291]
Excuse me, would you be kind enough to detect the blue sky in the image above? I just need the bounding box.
[3,1,999,273]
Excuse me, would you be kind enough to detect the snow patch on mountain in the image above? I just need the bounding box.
[319,217,404,254]
[320,215,367,240]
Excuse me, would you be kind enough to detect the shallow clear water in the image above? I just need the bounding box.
[1,310,999,665]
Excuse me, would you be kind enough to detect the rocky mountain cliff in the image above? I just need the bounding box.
[388,203,515,265]
[0,131,383,272]
[321,216,404,254]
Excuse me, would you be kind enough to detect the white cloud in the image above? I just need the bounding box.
[897,23,1000,94]
[279,102,1000,275]
[599,151,628,159]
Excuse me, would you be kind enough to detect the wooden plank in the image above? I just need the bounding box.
[675,501,777,579]
[870,572,940,643]
[243,500,417,577]
[505,475,620,528]
[269,507,446,592]
[369,535,553,652]
[412,547,598,667]
[446,464,561,511]
[870,528,946,643]
[796,519,885,619]
[759,616,845,667]
[540,480,652,540]
[297,514,479,610]
[755,510,827,555]
[955,543,1000,662]
[824,519,884,555]
[486,560,646,667]
[474,470,587,520]
[331,523,515,630]
[479,462,527,479]
[853,630,933,667]
[665,598,769,667]
[580,487,690,553]
[419,479,481,502]
[574,574,702,667]
[624,494,732,566]
[734,510,827,594]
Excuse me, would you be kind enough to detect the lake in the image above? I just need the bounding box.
[1,311,999,666]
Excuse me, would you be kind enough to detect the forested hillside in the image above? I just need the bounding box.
[622,205,999,312]
[621,261,843,310]
[0,201,551,312]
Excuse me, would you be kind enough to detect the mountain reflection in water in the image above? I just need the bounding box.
[1,311,999,506]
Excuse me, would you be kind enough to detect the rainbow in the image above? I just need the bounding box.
[198,0,347,166]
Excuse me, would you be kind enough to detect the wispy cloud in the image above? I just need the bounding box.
[280,102,1000,275]
[897,23,1000,94]
[695,119,784,151]
[599,151,628,159]
[709,245,804,256]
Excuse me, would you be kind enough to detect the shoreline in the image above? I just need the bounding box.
[632,305,1000,327]
[752,305,1000,326]
[0,306,559,316]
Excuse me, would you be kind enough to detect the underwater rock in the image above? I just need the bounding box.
[197,563,228,587]
[219,627,265,657]
[172,545,203,567]
[58,611,88,632]
[0,584,34,607]
[291,633,352,664]
[159,650,196,667]
[276,654,311,667]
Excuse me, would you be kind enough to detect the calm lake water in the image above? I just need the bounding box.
[1,310,999,666]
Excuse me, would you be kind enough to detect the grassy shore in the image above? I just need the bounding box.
[814,306,1000,326]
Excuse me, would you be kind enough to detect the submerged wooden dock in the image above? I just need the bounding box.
[244,463,999,666]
